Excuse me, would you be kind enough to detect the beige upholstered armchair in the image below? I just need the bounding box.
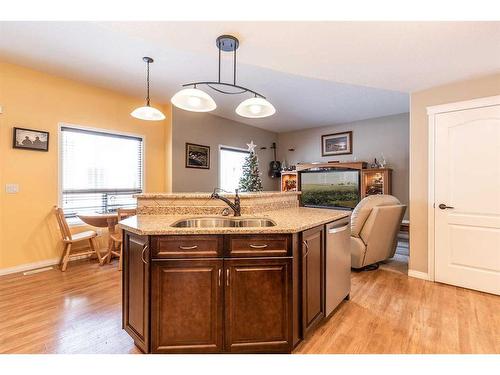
[350,195,406,269]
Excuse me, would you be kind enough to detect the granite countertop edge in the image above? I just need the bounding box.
[118,208,350,236]
[135,191,301,199]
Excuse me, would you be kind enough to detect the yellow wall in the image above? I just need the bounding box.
[0,61,172,270]
[409,73,500,273]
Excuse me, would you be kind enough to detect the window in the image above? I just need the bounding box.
[219,146,249,192]
[60,126,143,219]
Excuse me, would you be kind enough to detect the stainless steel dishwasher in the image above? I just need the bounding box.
[325,217,351,317]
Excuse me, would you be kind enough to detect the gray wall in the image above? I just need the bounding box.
[172,108,280,192]
[277,113,409,209]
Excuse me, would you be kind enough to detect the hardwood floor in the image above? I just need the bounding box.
[0,260,140,354]
[295,268,500,354]
[0,259,498,354]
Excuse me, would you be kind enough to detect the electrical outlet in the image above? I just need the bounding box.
[5,184,19,194]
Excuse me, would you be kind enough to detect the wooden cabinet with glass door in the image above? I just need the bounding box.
[280,172,297,192]
[360,168,392,198]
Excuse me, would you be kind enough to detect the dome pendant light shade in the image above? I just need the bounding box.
[131,106,166,121]
[171,88,217,112]
[235,97,276,118]
[131,57,166,121]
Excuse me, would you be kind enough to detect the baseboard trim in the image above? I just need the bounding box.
[0,254,92,276]
[408,269,430,281]
[0,258,60,276]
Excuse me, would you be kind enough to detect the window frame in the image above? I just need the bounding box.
[58,123,146,226]
[218,144,250,192]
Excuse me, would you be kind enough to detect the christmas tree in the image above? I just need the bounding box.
[239,141,263,192]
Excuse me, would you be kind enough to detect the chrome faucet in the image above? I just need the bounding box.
[211,188,241,217]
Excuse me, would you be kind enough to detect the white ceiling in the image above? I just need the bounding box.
[0,22,498,132]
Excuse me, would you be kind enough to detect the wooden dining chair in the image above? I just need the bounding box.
[54,206,103,271]
[108,208,137,271]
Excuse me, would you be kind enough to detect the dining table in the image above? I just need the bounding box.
[77,212,120,264]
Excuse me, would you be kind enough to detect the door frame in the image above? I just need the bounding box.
[426,95,500,282]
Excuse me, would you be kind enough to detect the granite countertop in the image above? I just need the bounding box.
[118,207,350,235]
[134,191,301,199]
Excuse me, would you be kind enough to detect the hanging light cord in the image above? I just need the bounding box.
[146,60,151,106]
[233,41,236,85]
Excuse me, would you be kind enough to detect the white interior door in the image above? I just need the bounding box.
[434,104,500,295]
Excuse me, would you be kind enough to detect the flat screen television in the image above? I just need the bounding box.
[300,169,360,209]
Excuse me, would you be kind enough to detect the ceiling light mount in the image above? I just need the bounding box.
[171,34,275,118]
[216,35,239,52]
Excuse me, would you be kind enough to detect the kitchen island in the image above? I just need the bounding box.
[119,192,350,354]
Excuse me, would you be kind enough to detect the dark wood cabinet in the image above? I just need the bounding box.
[122,232,150,353]
[301,225,325,336]
[224,258,292,353]
[122,223,344,354]
[151,259,223,353]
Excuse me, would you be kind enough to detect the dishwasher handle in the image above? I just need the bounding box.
[328,224,350,234]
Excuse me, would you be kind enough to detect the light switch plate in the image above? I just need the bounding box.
[5,184,19,193]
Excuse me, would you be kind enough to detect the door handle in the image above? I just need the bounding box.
[141,245,148,265]
[218,268,222,287]
[438,204,454,210]
[226,269,230,287]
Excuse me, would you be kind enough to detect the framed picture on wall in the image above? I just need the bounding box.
[185,143,210,169]
[13,127,50,151]
[321,131,352,156]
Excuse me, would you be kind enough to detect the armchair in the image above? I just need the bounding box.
[350,195,406,269]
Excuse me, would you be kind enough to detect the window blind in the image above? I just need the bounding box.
[60,126,143,217]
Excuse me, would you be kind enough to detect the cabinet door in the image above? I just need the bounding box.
[151,259,223,353]
[301,225,325,336]
[224,258,292,353]
[123,232,150,353]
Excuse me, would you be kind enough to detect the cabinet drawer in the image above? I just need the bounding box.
[226,235,291,257]
[151,235,223,258]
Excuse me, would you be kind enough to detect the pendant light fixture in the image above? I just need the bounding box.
[235,96,276,118]
[131,57,166,121]
[170,87,216,112]
[171,35,275,118]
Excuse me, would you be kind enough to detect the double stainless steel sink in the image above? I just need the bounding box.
[171,217,277,228]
